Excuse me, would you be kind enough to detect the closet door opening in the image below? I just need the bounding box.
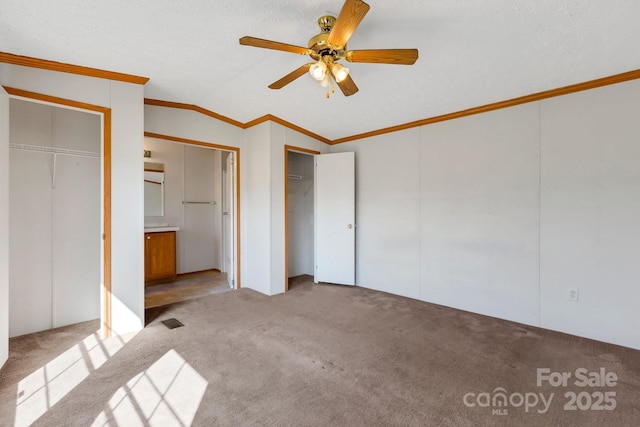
[8,98,102,337]
[285,146,319,291]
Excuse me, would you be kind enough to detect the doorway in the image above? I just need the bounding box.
[285,146,320,291]
[286,149,357,289]
[142,134,240,308]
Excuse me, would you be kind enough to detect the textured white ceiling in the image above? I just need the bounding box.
[1,0,640,140]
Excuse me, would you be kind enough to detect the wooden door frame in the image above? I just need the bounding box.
[144,132,242,289]
[284,145,320,291]
[3,86,113,337]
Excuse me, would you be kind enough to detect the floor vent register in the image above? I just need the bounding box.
[161,318,185,329]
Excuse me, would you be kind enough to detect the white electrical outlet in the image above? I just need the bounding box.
[568,288,579,302]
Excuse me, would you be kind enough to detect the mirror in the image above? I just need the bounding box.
[144,163,164,216]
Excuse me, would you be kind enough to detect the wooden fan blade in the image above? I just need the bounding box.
[240,36,310,55]
[327,0,371,48]
[337,74,359,97]
[268,63,313,89]
[345,49,419,65]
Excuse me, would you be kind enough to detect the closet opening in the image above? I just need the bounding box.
[7,94,108,338]
[285,146,320,291]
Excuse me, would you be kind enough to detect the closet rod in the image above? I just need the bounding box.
[9,143,100,158]
[287,174,311,180]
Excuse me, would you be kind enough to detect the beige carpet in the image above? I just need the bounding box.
[1,276,639,426]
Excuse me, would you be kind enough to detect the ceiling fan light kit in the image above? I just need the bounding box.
[331,63,349,83]
[309,60,327,81]
[239,0,418,98]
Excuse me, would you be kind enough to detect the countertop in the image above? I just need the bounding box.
[144,227,180,233]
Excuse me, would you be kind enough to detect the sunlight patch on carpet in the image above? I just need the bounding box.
[92,349,208,427]
[14,330,132,427]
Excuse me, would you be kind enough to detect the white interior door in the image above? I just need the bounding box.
[1,87,10,367]
[223,152,235,288]
[9,150,52,336]
[53,155,100,328]
[315,152,355,285]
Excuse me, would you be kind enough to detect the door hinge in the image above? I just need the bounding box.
[102,233,105,240]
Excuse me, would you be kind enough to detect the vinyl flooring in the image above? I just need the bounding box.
[144,269,232,309]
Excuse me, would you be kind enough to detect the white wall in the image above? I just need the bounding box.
[9,100,101,337]
[1,64,146,337]
[107,81,145,335]
[420,104,541,325]
[242,123,272,295]
[144,106,242,148]
[0,84,9,367]
[332,80,640,349]
[539,81,640,348]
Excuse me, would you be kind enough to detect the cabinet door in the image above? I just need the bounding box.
[145,232,176,283]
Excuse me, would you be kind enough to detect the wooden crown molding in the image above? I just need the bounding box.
[0,51,149,85]
[144,131,240,153]
[8,50,637,144]
[144,99,245,128]
[4,50,639,142]
[246,114,332,145]
[144,99,331,144]
[332,68,640,144]
[284,145,322,155]
[3,86,110,113]
[146,68,640,146]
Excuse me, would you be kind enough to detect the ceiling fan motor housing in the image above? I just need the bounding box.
[309,15,344,61]
[317,15,336,32]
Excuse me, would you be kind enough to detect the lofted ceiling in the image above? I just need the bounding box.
[1,0,640,141]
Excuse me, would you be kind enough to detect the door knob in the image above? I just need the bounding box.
[348,224,353,229]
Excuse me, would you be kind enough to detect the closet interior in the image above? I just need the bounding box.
[9,98,101,337]
[287,151,315,280]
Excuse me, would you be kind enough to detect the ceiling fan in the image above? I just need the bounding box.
[239,0,419,97]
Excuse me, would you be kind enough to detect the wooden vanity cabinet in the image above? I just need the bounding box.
[144,231,177,285]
